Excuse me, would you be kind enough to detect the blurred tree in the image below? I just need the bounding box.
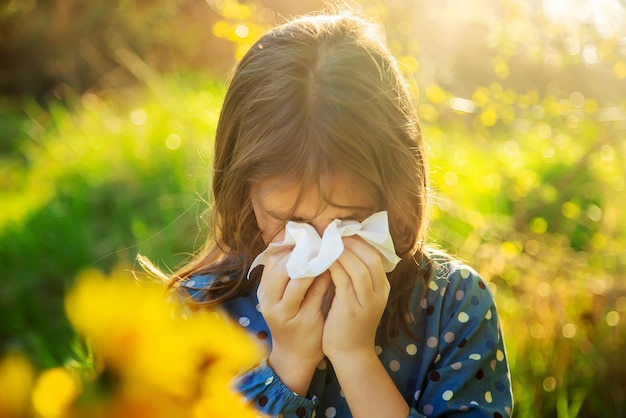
[0,0,323,103]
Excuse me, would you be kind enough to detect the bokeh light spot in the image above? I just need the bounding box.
[586,204,602,222]
[561,201,581,219]
[600,145,615,162]
[530,217,548,234]
[606,311,620,327]
[235,24,249,38]
[525,239,540,255]
[444,171,458,186]
[480,109,498,127]
[530,323,545,339]
[543,376,557,392]
[165,134,182,150]
[562,323,576,338]
[130,109,147,126]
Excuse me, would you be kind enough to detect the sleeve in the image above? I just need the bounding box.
[408,408,427,417]
[414,265,513,417]
[234,358,319,418]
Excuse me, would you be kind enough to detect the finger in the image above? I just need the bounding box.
[336,247,372,306]
[300,272,332,315]
[342,237,387,294]
[281,276,316,315]
[257,251,291,306]
[328,260,357,302]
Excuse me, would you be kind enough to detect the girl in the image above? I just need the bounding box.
[170,9,513,418]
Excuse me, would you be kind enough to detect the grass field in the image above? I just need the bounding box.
[1,71,624,417]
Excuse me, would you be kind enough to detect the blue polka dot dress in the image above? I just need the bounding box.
[181,256,513,417]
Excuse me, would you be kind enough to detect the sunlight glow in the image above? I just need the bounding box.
[542,0,626,39]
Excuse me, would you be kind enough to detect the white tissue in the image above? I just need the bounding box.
[249,211,401,279]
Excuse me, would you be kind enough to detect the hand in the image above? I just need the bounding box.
[257,249,331,395]
[322,236,391,361]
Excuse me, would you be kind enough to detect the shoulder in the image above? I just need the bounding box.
[424,252,497,319]
[428,252,490,294]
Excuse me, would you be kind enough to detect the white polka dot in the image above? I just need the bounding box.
[414,390,421,401]
[470,401,479,405]
[427,336,438,348]
[186,279,196,287]
[423,404,434,415]
[440,287,447,297]
[317,359,327,370]
[458,312,470,323]
[491,360,497,371]
[375,345,383,355]
[339,389,345,398]
[265,375,274,385]
[420,298,428,309]
[460,268,471,279]
[442,390,454,401]
[459,405,469,411]
[455,290,465,301]
[451,362,462,370]
[325,407,336,417]
[256,303,261,312]
[405,312,415,323]
[389,360,401,372]
[434,354,442,364]
[238,316,250,327]
[444,332,456,343]
[429,281,439,291]
[469,353,482,360]
[485,391,493,403]
[505,406,512,415]
[497,349,505,361]
[485,309,493,320]
[406,344,418,355]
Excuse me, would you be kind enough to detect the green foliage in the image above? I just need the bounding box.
[2,69,624,416]
[421,73,626,418]
[2,0,626,416]
[0,74,224,367]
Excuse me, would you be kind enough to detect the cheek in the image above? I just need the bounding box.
[254,212,285,244]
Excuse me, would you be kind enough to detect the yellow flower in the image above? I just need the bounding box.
[64,266,266,417]
[31,368,79,418]
[65,269,196,397]
[0,352,35,417]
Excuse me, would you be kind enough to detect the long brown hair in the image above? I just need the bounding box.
[168,11,434,340]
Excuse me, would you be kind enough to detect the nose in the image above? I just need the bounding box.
[310,220,331,237]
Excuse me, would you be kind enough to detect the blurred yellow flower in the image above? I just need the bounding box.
[67,267,265,415]
[425,84,446,104]
[31,368,79,418]
[479,108,498,127]
[0,265,269,418]
[0,352,35,417]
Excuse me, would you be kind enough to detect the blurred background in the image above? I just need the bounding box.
[1,0,624,416]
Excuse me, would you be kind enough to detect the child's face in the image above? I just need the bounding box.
[250,171,377,244]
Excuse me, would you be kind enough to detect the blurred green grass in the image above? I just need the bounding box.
[0,73,224,367]
[1,63,625,418]
[2,0,626,416]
